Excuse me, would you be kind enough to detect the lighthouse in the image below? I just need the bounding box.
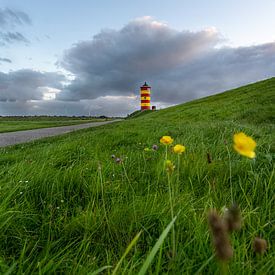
[140,82,151,110]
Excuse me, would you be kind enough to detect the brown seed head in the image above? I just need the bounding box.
[207,152,212,164]
[208,210,233,261]
[253,237,267,255]
[224,203,242,232]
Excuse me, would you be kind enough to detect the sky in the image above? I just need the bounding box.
[0,0,275,116]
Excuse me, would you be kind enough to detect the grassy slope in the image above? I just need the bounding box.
[0,78,274,274]
[0,118,108,133]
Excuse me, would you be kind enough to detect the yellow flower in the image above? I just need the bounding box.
[165,160,175,174]
[173,144,186,154]
[233,132,256,158]
[160,136,174,145]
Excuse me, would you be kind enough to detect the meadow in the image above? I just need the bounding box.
[0,78,274,274]
[0,117,109,133]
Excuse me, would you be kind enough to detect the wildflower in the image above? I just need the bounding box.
[173,144,186,154]
[253,237,267,255]
[233,132,256,158]
[144,147,151,152]
[208,210,233,261]
[160,136,174,145]
[152,144,158,151]
[115,157,122,164]
[61,200,64,203]
[224,203,242,232]
[165,160,175,174]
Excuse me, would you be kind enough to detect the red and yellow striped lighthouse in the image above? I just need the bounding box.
[140,82,151,110]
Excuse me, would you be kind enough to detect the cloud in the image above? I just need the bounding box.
[0,57,12,63]
[149,42,275,103]
[0,31,29,45]
[58,17,221,101]
[0,17,274,116]
[0,69,65,102]
[0,8,31,28]
[57,17,275,106]
[0,97,136,117]
[0,8,31,46]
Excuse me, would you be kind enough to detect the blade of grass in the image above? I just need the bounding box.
[3,262,17,275]
[138,216,177,275]
[112,231,142,275]
[88,265,112,275]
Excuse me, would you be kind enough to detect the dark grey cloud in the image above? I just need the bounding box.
[0,97,136,117]
[0,57,12,63]
[0,8,31,28]
[149,42,275,103]
[57,17,275,106]
[58,17,220,100]
[0,69,65,102]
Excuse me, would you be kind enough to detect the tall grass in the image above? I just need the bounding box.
[0,78,274,274]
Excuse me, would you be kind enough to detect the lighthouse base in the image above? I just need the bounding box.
[141,106,151,110]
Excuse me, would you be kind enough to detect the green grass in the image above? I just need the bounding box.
[0,118,109,133]
[0,78,274,274]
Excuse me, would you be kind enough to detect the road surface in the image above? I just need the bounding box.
[0,120,121,147]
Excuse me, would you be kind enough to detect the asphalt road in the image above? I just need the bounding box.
[0,120,121,147]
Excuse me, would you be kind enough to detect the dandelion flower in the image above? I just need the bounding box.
[160,136,174,145]
[173,144,186,154]
[165,160,175,174]
[233,132,256,158]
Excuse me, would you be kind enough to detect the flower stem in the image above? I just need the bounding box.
[226,145,233,204]
[167,173,176,258]
[177,155,180,185]
[164,144,175,258]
